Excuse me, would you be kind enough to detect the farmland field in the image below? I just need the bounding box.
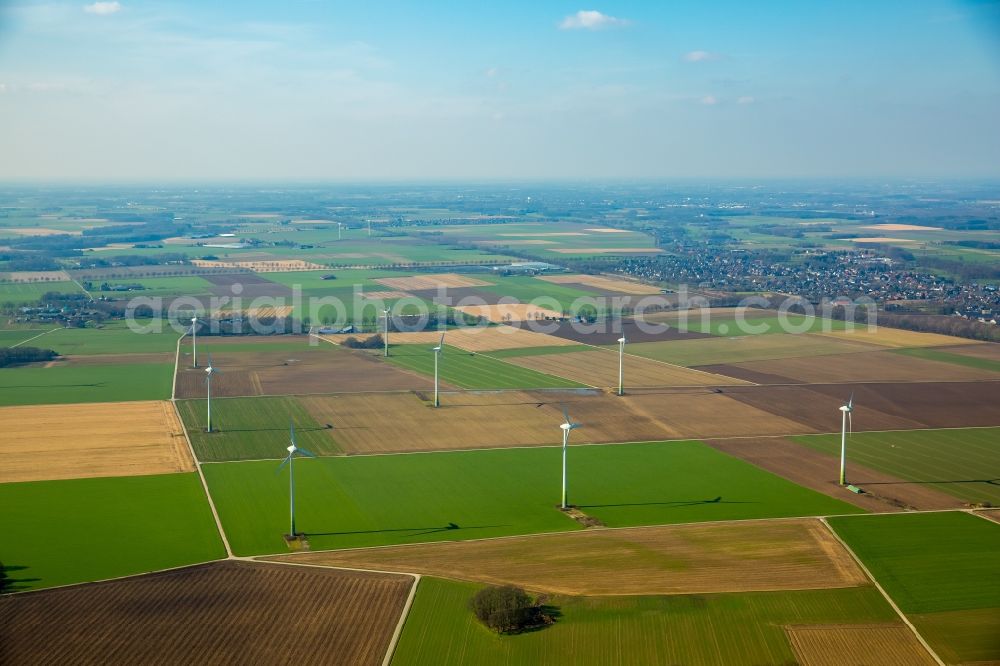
[0,280,83,304]
[0,360,173,405]
[177,395,340,461]
[384,344,585,389]
[621,333,881,367]
[42,322,182,355]
[785,624,937,666]
[0,472,224,590]
[391,578,900,666]
[274,518,867,595]
[0,400,193,483]
[202,440,860,556]
[0,561,412,666]
[502,348,744,387]
[814,327,981,348]
[794,427,1000,505]
[712,349,1000,384]
[829,512,1000,664]
[333,324,580,352]
[538,273,663,294]
[891,345,1000,373]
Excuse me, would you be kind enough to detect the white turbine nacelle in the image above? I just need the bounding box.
[287,444,296,453]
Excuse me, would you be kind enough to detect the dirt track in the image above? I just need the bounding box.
[706,437,963,512]
[0,401,193,483]
[0,561,412,666]
[271,518,866,596]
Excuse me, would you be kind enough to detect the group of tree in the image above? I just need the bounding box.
[341,334,384,349]
[0,346,57,367]
[469,585,557,634]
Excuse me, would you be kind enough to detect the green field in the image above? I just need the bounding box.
[892,346,1000,373]
[0,473,225,591]
[392,578,897,666]
[676,313,847,336]
[829,512,1000,664]
[620,332,870,367]
[475,276,603,313]
[385,344,585,389]
[0,281,83,304]
[794,427,1000,505]
[43,321,181,355]
[178,395,340,462]
[0,328,57,347]
[94,275,215,296]
[0,361,173,405]
[202,440,861,556]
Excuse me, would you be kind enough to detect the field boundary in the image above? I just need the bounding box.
[9,326,60,348]
[173,329,234,558]
[818,517,945,666]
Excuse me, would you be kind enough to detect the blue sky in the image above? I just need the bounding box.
[0,1,998,181]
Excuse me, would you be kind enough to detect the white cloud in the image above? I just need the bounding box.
[700,95,718,105]
[683,50,721,63]
[484,67,499,78]
[737,96,755,105]
[83,2,121,15]
[559,10,629,31]
[0,83,6,94]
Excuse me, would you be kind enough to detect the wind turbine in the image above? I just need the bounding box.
[337,222,343,240]
[432,332,445,407]
[617,335,627,396]
[382,307,391,357]
[276,420,317,538]
[559,406,582,509]
[204,353,220,433]
[839,393,853,485]
[190,316,199,368]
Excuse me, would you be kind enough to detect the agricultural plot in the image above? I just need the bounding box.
[0,360,173,405]
[529,318,711,344]
[391,579,899,666]
[275,518,866,596]
[645,308,847,336]
[722,381,1000,432]
[175,345,433,399]
[537,273,663,295]
[202,440,860,556]
[383,344,584,389]
[297,389,809,455]
[475,275,613,312]
[0,280,83,304]
[96,275,215,296]
[502,348,743,388]
[177,395,340,462]
[0,472,224,591]
[829,512,1000,664]
[785,625,937,666]
[0,401,192,483]
[794,427,1000,506]
[621,333,881,368]
[709,349,1000,384]
[337,325,579,352]
[0,562,412,666]
[892,345,1000,373]
[815,327,980,348]
[375,273,491,291]
[936,342,1000,362]
[42,322,181,355]
[452,302,563,322]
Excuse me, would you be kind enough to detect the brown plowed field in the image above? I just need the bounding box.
[786,624,937,666]
[713,350,1000,384]
[706,437,962,512]
[503,349,745,388]
[272,519,865,596]
[518,319,711,344]
[0,561,412,666]
[203,273,293,297]
[814,327,982,348]
[453,302,563,322]
[298,389,808,454]
[175,347,433,398]
[939,342,1000,361]
[975,509,1000,524]
[374,273,491,290]
[0,401,193,483]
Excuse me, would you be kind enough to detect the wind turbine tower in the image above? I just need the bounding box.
[432,332,444,407]
[277,420,317,538]
[383,307,391,357]
[617,335,627,396]
[191,316,199,368]
[204,353,219,433]
[559,406,582,509]
[839,394,853,485]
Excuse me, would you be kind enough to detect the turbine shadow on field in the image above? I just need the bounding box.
[2,382,107,389]
[305,523,506,538]
[0,564,41,593]
[578,496,755,509]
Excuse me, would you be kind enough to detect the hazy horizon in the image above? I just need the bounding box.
[2,1,1000,182]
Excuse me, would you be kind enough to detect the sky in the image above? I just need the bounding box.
[0,1,999,182]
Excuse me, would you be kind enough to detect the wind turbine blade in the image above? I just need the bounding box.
[848,410,853,436]
[275,454,291,474]
[296,447,318,458]
[289,419,296,447]
[439,331,446,348]
[561,404,571,424]
[848,392,854,409]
